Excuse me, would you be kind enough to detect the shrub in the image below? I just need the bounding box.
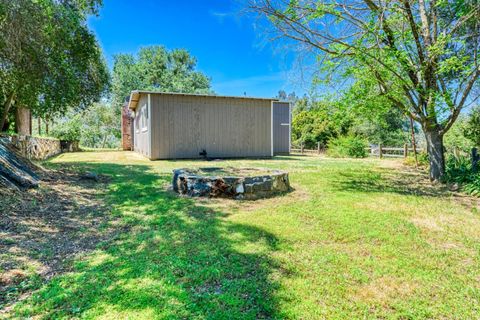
[444,116,473,153]
[403,151,429,168]
[50,117,82,141]
[443,154,480,196]
[464,106,480,147]
[327,135,367,158]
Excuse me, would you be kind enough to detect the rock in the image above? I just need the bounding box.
[0,138,40,189]
[450,183,460,192]
[235,183,244,194]
[172,168,290,200]
[81,172,99,182]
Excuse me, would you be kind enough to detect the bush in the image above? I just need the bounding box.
[327,135,367,158]
[50,116,81,141]
[443,154,480,196]
[403,151,429,168]
[444,116,474,153]
[464,106,480,147]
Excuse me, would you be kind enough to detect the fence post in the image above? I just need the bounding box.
[404,143,408,158]
[472,148,479,171]
[301,142,304,154]
[379,144,383,159]
[317,142,321,154]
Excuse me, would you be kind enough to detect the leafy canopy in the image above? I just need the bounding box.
[0,0,109,122]
[251,0,480,179]
[112,46,212,107]
[51,103,120,148]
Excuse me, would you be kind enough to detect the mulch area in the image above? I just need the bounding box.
[0,168,121,312]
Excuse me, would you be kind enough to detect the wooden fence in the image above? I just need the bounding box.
[290,142,325,155]
[367,144,425,158]
[290,142,424,158]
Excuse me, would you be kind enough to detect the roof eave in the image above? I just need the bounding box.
[128,91,141,111]
[127,90,279,106]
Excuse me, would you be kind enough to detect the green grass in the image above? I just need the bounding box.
[7,152,480,319]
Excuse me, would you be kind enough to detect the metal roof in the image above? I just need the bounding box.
[128,90,278,110]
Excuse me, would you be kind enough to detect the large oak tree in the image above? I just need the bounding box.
[251,0,480,180]
[0,0,109,131]
[111,46,212,109]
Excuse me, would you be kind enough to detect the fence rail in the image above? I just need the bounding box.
[290,142,325,155]
[290,142,424,158]
[367,144,424,158]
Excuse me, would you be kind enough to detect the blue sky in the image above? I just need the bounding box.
[87,0,309,98]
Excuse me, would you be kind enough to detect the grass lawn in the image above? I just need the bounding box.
[4,151,480,319]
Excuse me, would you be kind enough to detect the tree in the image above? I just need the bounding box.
[292,97,353,148]
[112,46,212,108]
[340,79,409,146]
[52,103,121,148]
[251,0,480,180]
[0,0,109,131]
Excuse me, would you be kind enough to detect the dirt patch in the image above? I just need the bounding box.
[0,168,121,311]
[353,276,418,305]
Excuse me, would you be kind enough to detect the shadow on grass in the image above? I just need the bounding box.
[162,155,306,164]
[0,169,117,309]
[331,167,451,198]
[13,162,286,319]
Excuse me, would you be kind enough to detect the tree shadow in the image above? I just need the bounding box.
[11,162,288,319]
[330,167,452,198]
[162,155,306,164]
[0,169,121,309]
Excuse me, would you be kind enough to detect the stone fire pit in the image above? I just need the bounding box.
[172,167,290,200]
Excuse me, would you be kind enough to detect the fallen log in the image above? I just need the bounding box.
[0,137,41,189]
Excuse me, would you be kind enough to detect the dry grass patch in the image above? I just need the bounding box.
[353,276,419,305]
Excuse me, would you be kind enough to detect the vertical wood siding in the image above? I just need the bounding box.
[148,94,272,159]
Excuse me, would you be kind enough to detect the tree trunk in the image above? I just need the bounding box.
[102,134,108,149]
[424,128,445,181]
[0,93,15,132]
[15,106,32,135]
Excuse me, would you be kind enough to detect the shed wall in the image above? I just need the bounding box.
[133,95,150,157]
[149,94,272,159]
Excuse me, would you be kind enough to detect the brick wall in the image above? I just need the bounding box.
[121,104,133,151]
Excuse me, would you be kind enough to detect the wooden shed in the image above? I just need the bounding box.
[127,91,291,160]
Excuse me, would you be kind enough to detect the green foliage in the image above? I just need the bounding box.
[327,135,367,158]
[10,153,480,318]
[444,115,473,153]
[403,152,430,168]
[50,118,82,141]
[0,0,109,123]
[340,80,409,146]
[443,154,480,196]
[464,106,480,147]
[52,103,120,148]
[112,46,211,108]
[351,108,408,146]
[254,0,480,179]
[291,101,344,149]
[291,92,408,150]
